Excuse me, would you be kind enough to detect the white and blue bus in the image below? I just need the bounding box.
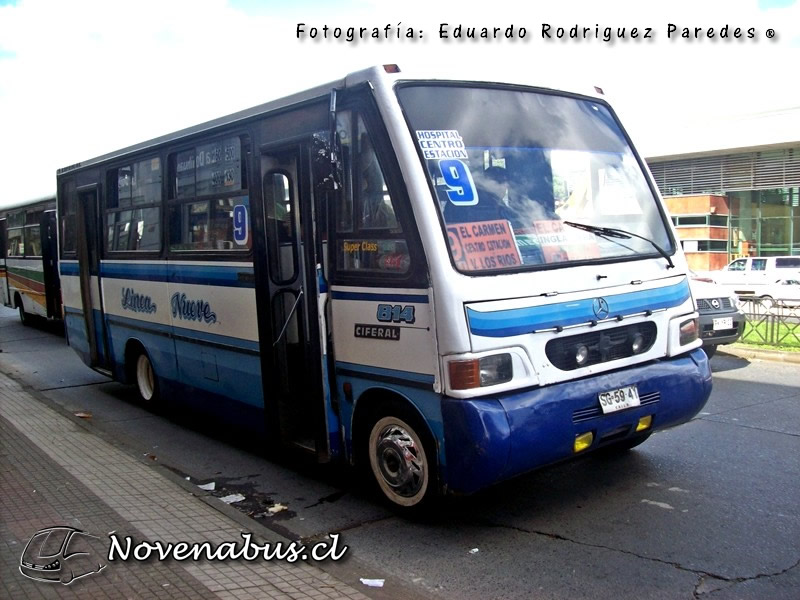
[56,65,712,508]
[1,196,62,325]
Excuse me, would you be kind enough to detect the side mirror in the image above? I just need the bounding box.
[312,131,342,192]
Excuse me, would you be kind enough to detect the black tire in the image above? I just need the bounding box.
[134,350,159,404]
[702,344,717,359]
[366,405,437,509]
[16,296,31,326]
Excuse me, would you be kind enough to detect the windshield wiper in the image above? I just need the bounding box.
[563,221,675,269]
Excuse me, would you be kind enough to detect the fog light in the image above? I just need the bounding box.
[574,431,594,453]
[636,415,653,432]
[575,345,589,366]
[631,332,645,354]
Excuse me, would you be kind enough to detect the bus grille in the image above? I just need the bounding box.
[545,322,657,371]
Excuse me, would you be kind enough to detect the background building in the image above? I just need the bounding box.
[644,108,800,272]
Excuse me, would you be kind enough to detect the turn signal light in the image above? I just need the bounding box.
[449,360,481,390]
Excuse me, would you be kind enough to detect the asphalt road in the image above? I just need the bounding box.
[1,305,798,599]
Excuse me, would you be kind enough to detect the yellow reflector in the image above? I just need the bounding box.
[574,432,594,453]
[636,415,653,432]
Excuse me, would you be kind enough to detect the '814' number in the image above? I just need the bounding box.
[377,304,415,324]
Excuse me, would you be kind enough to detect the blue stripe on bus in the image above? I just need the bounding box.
[60,262,79,276]
[335,361,435,387]
[467,279,691,338]
[59,262,254,287]
[331,291,429,303]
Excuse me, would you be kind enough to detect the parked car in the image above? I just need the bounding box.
[743,278,800,308]
[689,278,746,358]
[701,256,800,294]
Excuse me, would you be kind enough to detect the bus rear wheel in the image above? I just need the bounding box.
[16,297,31,326]
[135,352,159,403]
[367,410,435,509]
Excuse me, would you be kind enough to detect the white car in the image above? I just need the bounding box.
[746,278,800,308]
[699,256,800,294]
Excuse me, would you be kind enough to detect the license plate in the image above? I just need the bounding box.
[599,384,641,414]
[713,317,733,330]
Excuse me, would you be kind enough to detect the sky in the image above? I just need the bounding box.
[0,0,799,207]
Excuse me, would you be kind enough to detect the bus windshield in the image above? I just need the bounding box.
[396,85,674,273]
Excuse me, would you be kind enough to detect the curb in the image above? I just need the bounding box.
[717,344,800,364]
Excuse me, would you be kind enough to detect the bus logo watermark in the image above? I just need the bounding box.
[19,526,108,585]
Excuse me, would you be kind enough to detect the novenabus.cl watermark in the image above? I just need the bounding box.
[107,531,348,563]
[20,526,348,585]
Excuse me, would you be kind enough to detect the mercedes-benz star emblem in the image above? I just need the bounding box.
[592,297,610,320]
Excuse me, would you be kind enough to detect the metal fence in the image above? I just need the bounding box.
[737,297,800,348]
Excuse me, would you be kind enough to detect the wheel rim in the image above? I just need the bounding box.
[368,416,428,507]
[136,354,155,401]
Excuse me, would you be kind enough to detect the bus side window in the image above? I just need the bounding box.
[7,226,23,257]
[60,179,78,255]
[167,136,251,254]
[105,159,162,253]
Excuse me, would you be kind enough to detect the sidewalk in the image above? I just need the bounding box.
[0,370,372,600]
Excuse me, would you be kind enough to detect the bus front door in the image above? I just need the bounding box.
[259,145,327,457]
[76,187,109,369]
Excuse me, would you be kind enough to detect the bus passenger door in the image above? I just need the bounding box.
[76,187,109,369]
[0,218,9,307]
[259,145,326,456]
[41,211,62,320]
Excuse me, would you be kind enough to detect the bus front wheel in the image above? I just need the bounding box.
[367,409,435,509]
[135,352,159,403]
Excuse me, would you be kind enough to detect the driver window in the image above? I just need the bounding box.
[356,120,399,231]
[333,112,411,276]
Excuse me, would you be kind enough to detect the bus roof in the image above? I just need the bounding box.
[0,195,57,216]
[56,65,607,176]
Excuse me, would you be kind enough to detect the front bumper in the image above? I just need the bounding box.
[698,308,746,347]
[440,348,712,495]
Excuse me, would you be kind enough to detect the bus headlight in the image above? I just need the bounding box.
[449,354,513,390]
